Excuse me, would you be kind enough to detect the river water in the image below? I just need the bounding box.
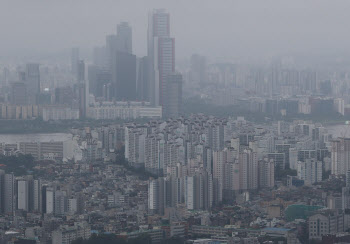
[0,133,72,144]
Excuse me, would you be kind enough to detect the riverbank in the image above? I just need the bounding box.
[183,97,350,125]
[0,117,153,134]
[0,119,71,134]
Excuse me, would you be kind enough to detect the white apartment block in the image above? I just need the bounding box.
[297,159,322,185]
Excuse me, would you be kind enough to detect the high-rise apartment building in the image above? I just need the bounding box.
[276,144,291,167]
[258,159,275,188]
[17,180,29,211]
[148,178,165,215]
[46,187,55,214]
[4,173,14,214]
[223,160,240,201]
[297,159,323,185]
[55,190,68,216]
[33,179,41,212]
[239,149,258,190]
[213,150,226,191]
[0,170,4,213]
[268,152,285,170]
[125,128,146,167]
[332,138,350,175]
[342,186,350,210]
[145,136,160,174]
[16,176,41,213]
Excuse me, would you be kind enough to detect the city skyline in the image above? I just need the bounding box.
[2,0,350,61]
[2,2,350,244]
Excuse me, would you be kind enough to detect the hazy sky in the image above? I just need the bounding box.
[1,0,350,60]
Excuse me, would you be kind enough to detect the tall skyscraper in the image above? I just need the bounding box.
[77,83,87,118]
[106,35,118,72]
[107,22,136,101]
[71,47,80,76]
[137,56,149,101]
[93,46,107,68]
[26,63,40,104]
[77,60,85,83]
[156,37,175,107]
[190,54,207,84]
[148,9,175,109]
[2,67,10,87]
[74,60,88,118]
[12,82,27,105]
[116,22,132,54]
[55,87,74,105]
[113,52,136,101]
[88,65,112,99]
